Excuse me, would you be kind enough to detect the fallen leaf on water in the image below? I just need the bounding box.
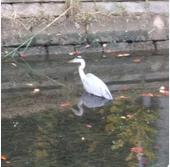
[160,90,169,96]
[75,51,81,56]
[25,83,33,87]
[120,96,129,99]
[117,53,130,57]
[69,51,81,56]
[11,63,17,67]
[85,124,92,128]
[6,161,11,164]
[127,114,134,119]
[141,93,154,97]
[85,44,90,48]
[130,146,144,153]
[59,101,72,108]
[102,54,107,58]
[19,53,27,59]
[1,155,7,161]
[69,52,74,56]
[104,49,112,53]
[120,116,126,119]
[13,121,19,127]
[133,58,141,63]
[159,86,169,96]
[153,93,162,97]
[32,88,40,94]
[159,86,165,92]
[116,96,129,100]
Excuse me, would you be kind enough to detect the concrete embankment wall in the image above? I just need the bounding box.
[2,0,169,57]
[1,0,169,95]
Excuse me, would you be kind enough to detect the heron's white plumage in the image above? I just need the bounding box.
[69,57,113,100]
[83,73,112,99]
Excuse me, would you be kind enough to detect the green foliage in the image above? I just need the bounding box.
[105,97,159,165]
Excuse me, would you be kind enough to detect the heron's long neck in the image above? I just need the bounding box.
[71,100,84,116]
[78,61,86,80]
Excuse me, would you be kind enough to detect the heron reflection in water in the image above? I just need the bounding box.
[69,56,113,100]
[71,92,111,116]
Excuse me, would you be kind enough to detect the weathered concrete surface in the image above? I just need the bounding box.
[2,0,65,2]
[48,45,74,59]
[2,2,169,18]
[2,18,33,46]
[1,14,168,53]
[2,18,86,46]
[156,41,169,50]
[1,1,169,52]
[87,14,168,41]
[103,41,155,53]
[75,44,103,54]
[2,50,168,92]
[81,1,169,14]
[2,46,47,61]
[1,3,65,18]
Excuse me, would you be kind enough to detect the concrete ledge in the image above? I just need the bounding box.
[156,41,169,50]
[2,2,169,18]
[34,33,86,45]
[88,31,149,43]
[81,1,169,14]
[2,3,65,18]
[2,14,168,47]
[2,40,168,62]
[2,18,85,46]
[87,14,168,41]
[19,46,47,61]
[2,46,47,62]
[1,4,13,18]
[1,2,169,54]
[75,45,103,54]
[48,45,74,59]
[2,51,168,83]
[1,71,169,91]
[2,47,16,57]
[103,41,155,52]
[2,0,65,2]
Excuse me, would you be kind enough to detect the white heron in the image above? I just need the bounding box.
[69,57,113,100]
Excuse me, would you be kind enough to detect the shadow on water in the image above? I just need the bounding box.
[2,90,168,167]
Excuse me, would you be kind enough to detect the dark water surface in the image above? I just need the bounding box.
[2,91,169,167]
[2,50,169,167]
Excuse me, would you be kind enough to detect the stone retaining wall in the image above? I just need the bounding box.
[2,0,169,58]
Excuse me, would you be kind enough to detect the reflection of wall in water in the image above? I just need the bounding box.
[136,96,159,109]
